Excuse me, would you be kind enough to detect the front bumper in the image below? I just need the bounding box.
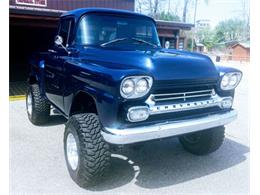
[101,110,237,144]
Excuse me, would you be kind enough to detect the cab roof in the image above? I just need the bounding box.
[61,8,155,23]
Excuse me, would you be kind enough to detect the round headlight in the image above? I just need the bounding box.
[229,74,239,86]
[136,79,149,93]
[221,75,230,88]
[121,79,135,95]
[120,76,153,99]
[220,72,242,90]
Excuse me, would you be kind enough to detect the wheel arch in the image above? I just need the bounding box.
[69,91,98,117]
[27,74,38,85]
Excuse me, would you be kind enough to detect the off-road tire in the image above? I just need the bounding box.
[26,84,50,125]
[64,113,111,188]
[179,126,225,155]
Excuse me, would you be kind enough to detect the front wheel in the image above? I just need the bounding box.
[178,126,225,155]
[64,113,111,188]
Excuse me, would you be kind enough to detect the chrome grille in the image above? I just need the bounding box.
[152,89,215,102]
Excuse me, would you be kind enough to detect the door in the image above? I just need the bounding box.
[45,17,74,111]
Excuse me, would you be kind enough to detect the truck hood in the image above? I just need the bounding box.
[79,47,219,83]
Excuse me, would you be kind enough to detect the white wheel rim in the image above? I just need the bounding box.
[66,133,79,170]
[27,92,32,116]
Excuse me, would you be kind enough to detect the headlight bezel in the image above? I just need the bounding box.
[120,76,153,99]
[220,72,242,91]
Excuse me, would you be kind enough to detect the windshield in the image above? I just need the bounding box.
[75,14,161,48]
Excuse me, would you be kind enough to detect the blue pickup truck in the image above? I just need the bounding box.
[26,8,242,188]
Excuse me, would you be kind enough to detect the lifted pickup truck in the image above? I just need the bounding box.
[26,8,242,188]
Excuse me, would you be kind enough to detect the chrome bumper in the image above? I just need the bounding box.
[101,110,237,144]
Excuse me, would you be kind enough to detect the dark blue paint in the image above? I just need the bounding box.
[29,8,241,129]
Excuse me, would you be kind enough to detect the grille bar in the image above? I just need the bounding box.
[153,89,213,96]
[148,95,232,115]
[149,98,219,115]
[153,89,214,102]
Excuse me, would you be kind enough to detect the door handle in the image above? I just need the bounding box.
[48,49,57,54]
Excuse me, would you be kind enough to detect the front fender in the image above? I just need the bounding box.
[215,65,242,76]
[215,65,242,97]
[63,58,153,127]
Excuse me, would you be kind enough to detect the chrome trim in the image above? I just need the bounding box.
[101,110,237,144]
[26,92,32,116]
[120,76,153,99]
[145,94,233,115]
[154,89,213,97]
[220,72,243,91]
[66,133,79,171]
[153,89,214,102]
[127,106,149,122]
[149,95,232,115]
[154,94,211,101]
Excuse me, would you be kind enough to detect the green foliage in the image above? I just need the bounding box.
[195,27,216,50]
[158,11,181,22]
[186,38,193,51]
[195,18,249,50]
[214,19,247,42]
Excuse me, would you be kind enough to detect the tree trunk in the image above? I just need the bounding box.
[153,0,159,18]
[182,0,189,22]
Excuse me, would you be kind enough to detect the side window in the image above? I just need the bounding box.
[58,18,74,47]
[135,26,152,41]
[75,17,88,45]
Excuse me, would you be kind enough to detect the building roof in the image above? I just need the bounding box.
[231,42,250,49]
[224,40,239,47]
[156,20,194,30]
[195,42,205,47]
[196,19,210,22]
[9,5,63,17]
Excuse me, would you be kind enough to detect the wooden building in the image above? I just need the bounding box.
[10,0,135,11]
[230,42,250,62]
[156,20,193,50]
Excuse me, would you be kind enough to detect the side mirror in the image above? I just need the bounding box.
[165,41,170,49]
[54,35,70,55]
[54,35,63,46]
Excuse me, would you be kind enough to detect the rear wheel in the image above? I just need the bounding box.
[26,84,50,125]
[178,126,225,155]
[64,113,111,188]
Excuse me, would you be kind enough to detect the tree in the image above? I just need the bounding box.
[136,0,144,13]
[159,11,181,21]
[182,0,189,22]
[145,0,166,19]
[240,0,250,40]
[135,0,166,19]
[195,27,216,49]
[166,0,181,17]
[182,0,209,23]
[214,19,246,42]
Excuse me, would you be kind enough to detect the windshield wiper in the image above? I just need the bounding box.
[131,38,159,48]
[100,37,129,47]
[100,37,159,48]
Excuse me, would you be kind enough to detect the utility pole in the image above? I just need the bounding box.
[168,0,171,13]
[193,0,198,25]
[191,0,198,52]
